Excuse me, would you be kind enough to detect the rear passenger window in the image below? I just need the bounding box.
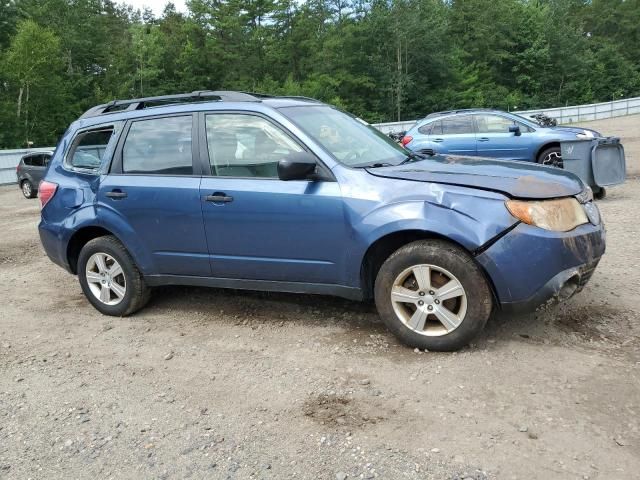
[441,116,474,135]
[122,116,192,175]
[68,129,114,171]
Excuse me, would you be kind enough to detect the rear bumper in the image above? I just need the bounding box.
[38,219,73,273]
[476,221,605,312]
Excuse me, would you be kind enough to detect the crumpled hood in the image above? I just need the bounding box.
[366,155,584,199]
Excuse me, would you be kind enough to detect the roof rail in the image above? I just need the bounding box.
[79,90,261,119]
[424,108,498,118]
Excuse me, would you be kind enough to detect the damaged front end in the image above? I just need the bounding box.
[475,188,605,313]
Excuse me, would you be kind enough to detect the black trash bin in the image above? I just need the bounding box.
[560,137,626,199]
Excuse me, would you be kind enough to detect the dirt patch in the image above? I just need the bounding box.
[0,238,42,266]
[2,181,640,479]
[302,394,383,428]
[547,303,639,347]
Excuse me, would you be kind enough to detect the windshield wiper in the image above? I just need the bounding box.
[398,152,427,165]
[354,162,394,168]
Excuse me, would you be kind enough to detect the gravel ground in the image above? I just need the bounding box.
[1,178,639,480]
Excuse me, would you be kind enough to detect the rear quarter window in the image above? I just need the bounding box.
[66,127,117,172]
[417,123,432,135]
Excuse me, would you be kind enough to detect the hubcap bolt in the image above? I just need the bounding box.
[435,299,440,304]
[418,300,424,306]
[419,291,425,296]
[429,290,435,295]
[427,305,433,311]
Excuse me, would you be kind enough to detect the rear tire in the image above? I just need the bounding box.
[537,146,562,168]
[374,240,492,351]
[78,235,151,316]
[21,180,36,199]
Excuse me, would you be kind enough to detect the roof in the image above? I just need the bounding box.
[424,108,504,119]
[79,90,323,120]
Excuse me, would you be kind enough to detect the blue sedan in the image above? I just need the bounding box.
[402,109,600,166]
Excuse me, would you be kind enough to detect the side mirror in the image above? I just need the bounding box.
[509,125,521,136]
[277,152,317,181]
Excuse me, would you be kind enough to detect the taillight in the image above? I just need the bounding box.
[38,181,58,208]
[401,135,413,146]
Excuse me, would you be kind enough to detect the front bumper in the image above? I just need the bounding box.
[476,221,605,312]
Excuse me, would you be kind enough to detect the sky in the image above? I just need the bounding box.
[124,0,187,16]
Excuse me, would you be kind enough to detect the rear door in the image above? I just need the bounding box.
[99,114,210,276]
[474,114,530,161]
[429,115,476,156]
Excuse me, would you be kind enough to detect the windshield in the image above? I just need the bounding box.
[279,106,408,167]
[509,112,541,126]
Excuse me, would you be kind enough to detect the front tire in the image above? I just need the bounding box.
[374,240,492,351]
[21,180,36,199]
[537,146,562,168]
[78,235,150,316]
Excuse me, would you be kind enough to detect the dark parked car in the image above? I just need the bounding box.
[16,151,53,198]
[38,92,605,351]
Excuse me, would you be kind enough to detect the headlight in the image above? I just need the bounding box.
[576,130,594,139]
[506,198,589,232]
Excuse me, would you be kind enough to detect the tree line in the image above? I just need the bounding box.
[0,0,638,148]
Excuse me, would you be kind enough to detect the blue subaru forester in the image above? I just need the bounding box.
[38,91,605,351]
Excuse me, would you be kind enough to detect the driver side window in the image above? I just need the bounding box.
[205,114,303,178]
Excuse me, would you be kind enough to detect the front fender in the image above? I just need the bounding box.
[346,185,517,286]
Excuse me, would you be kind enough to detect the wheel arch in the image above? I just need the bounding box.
[360,230,472,300]
[67,226,122,274]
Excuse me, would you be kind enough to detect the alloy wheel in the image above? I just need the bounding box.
[542,151,563,168]
[390,264,467,337]
[85,252,126,305]
[22,182,32,197]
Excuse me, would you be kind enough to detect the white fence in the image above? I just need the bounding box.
[372,95,640,134]
[0,148,53,186]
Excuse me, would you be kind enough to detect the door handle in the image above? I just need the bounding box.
[478,137,490,142]
[206,192,234,203]
[106,190,127,199]
[432,138,444,143]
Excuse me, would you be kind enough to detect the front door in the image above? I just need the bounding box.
[473,114,530,161]
[199,112,346,284]
[98,114,210,276]
[429,114,476,156]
